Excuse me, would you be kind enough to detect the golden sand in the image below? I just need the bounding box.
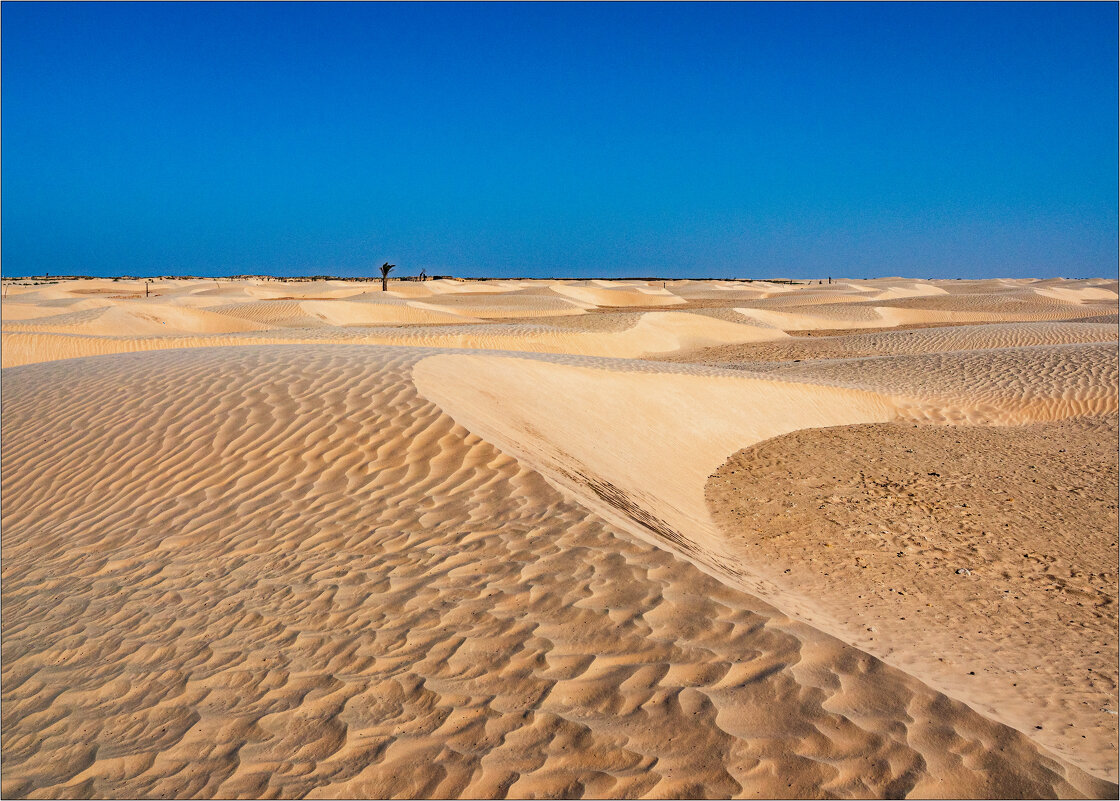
[2,277,1117,797]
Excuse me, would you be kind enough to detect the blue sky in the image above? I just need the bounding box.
[3,2,1116,278]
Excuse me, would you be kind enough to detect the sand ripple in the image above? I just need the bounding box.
[3,276,1117,798]
[3,346,1113,798]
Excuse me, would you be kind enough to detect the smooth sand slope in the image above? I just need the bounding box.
[2,277,1117,798]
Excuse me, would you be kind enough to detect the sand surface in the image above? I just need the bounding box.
[2,277,1117,798]
[708,416,1119,780]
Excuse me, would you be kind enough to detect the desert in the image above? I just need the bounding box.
[2,275,1117,798]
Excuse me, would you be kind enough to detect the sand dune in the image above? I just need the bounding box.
[1029,285,1118,304]
[2,277,1117,798]
[734,299,1114,332]
[708,417,1119,780]
[413,295,590,319]
[551,283,687,308]
[0,301,112,321]
[751,343,1118,424]
[864,283,950,300]
[299,299,479,326]
[2,303,276,336]
[0,310,785,368]
[3,346,1113,798]
[655,321,1118,367]
[412,341,1117,776]
[4,276,1114,367]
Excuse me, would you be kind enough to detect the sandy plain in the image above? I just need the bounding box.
[1,275,1117,798]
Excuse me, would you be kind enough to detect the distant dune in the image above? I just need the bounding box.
[3,277,1117,798]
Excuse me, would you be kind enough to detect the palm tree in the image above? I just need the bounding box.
[380,262,395,291]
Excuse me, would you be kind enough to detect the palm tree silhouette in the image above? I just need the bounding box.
[380,262,395,291]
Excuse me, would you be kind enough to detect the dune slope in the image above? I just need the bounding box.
[3,346,1113,798]
[412,344,1117,779]
[707,416,1120,780]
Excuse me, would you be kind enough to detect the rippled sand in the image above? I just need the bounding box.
[2,276,1117,798]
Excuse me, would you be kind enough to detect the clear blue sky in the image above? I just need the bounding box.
[3,2,1116,279]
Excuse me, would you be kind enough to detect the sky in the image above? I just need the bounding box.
[2,2,1116,279]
